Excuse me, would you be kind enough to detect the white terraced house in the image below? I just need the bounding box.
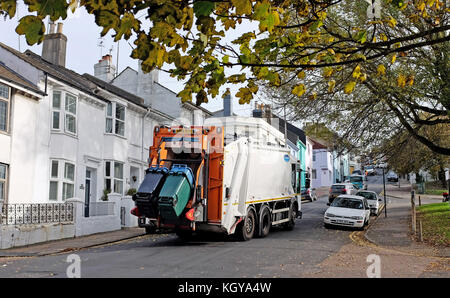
[0,24,182,213]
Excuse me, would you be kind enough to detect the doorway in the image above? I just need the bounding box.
[85,168,97,217]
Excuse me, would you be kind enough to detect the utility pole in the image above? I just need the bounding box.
[383,167,387,217]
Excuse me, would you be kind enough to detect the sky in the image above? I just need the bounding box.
[0,1,264,116]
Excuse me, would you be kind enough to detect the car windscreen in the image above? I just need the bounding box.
[366,166,373,170]
[356,192,376,200]
[331,185,345,190]
[350,176,363,182]
[331,197,364,209]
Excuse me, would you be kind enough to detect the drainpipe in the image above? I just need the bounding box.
[141,108,151,168]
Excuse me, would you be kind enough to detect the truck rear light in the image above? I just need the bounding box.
[130,207,141,217]
[185,208,195,221]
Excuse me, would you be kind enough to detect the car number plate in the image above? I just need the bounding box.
[336,219,349,224]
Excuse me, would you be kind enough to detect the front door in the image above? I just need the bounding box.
[85,170,91,217]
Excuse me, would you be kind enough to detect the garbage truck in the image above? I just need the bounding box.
[131,116,302,240]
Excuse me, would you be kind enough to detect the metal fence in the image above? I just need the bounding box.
[0,203,74,225]
[89,202,115,217]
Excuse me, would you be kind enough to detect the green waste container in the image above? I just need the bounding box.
[158,165,194,221]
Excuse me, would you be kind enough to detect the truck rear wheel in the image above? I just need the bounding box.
[237,209,256,241]
[257,206,271,238]
[283,202,297,231]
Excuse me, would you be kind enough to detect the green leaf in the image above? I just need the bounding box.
[15,15,45,45]
[0,0,17,18]
[24,0,69,21]
[193,1,215,17]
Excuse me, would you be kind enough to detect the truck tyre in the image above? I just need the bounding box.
[283,202,297,231]
[257,206,271,238]
[237,209,256,241]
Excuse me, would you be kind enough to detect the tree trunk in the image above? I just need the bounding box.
[438,167,447,189]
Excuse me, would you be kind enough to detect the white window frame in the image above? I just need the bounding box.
[104,160,124,195]
[0,82,11,134]
[49,159,76,201]
[0,163,8,203]
[105,102,126,137]
[51,90,77,135]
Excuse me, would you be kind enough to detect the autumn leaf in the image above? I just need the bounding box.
[16,15,45,45]
[397,74,406,88]
[193,1,215,17]
[292,84,306,97]
[377,64,386,76]
[328,80,336,93]
[344,81,356,94]
[231,0,252,15]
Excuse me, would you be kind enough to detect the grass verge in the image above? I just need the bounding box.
[416,203,450,246]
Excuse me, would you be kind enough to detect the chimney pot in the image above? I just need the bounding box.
[49,23,56,34]
[57,23,63,34]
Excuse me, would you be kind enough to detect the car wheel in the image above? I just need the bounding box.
[324,223,332,229]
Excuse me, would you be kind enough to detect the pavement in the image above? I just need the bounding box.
[0,227,147,257]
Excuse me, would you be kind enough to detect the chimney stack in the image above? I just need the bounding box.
[94,54,116,82]
[42,22,67,67]
[223,91,233,117]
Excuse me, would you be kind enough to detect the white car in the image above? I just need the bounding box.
[324,195,371,230]
[356,190,384,216]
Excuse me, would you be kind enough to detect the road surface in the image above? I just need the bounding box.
[0,173,388,278]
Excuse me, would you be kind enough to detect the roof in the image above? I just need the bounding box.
[0,61,45,96]
[82,73,144,107]
[154,82,212,115]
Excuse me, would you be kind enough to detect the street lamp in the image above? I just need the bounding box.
[382,166,387,218]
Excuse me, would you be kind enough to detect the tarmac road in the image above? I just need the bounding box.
[0,174,385,278]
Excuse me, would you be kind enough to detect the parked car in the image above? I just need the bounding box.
[355,190,384,215]
[352,169,362,176]
[350,175,367,190]
[386,171,398,182]
[324,195,371,230]
[301,188,317,202]
[365,165,376,176]
[329,183,358,204]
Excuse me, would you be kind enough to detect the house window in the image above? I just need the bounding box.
[312,169,317,179]
[106,102,125,136]
[49,160,75,201]
[0,163,8,202]
[52,91,77,134]
[105,161,124,194]
[0,83,10,133]
[313,152,316,162]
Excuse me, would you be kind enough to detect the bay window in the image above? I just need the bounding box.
[0,163,8,203]
[105,161,124,194]
[0,83,10,133]
[49,160,75,201]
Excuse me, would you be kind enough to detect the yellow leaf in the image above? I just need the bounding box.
[352,65,361,79]
[391,54,397,64]
[359,73,367,82]
[397,74,406,88]
[297,71,306,79]
[377,64,386,76]
[387,16,397,28]
[323,67,333,78]
[231,0,252,15]
[344,81,356,94]
[292,84,306,97]
[328,80,336,93]
[308,92,317,100]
